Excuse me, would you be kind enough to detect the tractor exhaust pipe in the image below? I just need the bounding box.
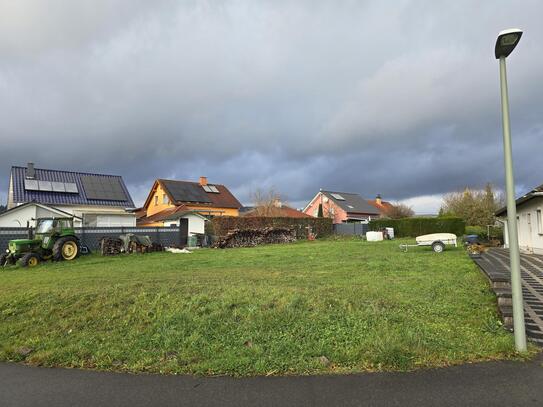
[27,221,34,240]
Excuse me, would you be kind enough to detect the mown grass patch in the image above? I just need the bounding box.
[0,238,533,376]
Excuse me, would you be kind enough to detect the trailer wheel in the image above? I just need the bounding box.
[20,253,41,268]
[0,253,8,267]
[432,241,445,253]
[53,237,80,261]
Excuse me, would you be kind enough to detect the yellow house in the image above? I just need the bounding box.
[139,177,242,226]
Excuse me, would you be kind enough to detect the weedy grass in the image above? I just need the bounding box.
[0,238,533,376]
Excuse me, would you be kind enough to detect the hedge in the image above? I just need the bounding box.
[207,216,333,239]
[369,217,465,237]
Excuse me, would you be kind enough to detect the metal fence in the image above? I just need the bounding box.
[333,223,369,236]
[0,219,188,253]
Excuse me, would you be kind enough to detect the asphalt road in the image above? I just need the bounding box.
[1,357,542,407]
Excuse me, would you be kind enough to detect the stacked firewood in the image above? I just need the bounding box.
[100,237,123,256]
[213,227,296,248]
[99,237,164,256]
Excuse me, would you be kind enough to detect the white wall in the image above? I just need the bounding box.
[163,214,206,236]
[54,205,136,227]
[502,196,543,254]
[0,203,136,228]
[0,205,38,227]
[95,215,136,227]
[0,204,85,227]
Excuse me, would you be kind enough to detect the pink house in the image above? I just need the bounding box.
[303,190,381,224]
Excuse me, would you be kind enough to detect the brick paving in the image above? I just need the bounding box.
[472,248,543,346]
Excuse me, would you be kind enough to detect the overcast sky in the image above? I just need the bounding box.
[1,0,542,213]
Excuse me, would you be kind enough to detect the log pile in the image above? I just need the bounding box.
[100,237,123,256]
[99,235,164,256]
[213,227,296,249]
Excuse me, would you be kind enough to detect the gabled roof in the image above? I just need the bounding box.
[367,199,394,214]
[321,191,380,215]
[10,166,135,208]
[495,184,543,216]
[144,179,242,210]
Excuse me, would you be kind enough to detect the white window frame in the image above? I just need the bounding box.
[537,209,542,234]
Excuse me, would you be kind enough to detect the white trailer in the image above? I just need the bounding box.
[400,233,458,253]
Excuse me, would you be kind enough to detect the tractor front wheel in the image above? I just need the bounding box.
[53,237,80,261]
[0,253,15,267]
[20,253,41,268]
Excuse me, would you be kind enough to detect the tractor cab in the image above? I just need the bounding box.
[1,217,80,268]
[33,218,76,248]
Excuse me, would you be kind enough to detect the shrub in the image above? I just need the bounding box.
[207,217,333,239]
[369,217,465,237]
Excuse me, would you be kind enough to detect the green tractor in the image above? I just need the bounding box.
[0,217,81,268]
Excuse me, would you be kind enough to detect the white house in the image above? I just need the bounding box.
[496,183,543,254]
[1,163,136,228]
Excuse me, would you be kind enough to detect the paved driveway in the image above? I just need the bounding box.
[473,248,543,345]
[1,357,543,407]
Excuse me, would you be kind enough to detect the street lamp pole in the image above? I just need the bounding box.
[496,29,527,352]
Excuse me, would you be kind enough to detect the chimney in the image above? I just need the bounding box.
[273,199,282,208]
[26,162,35,179]
[199,176,208,186]
[375,194,382,205]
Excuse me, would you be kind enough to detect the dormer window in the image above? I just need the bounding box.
[202,185,219,193]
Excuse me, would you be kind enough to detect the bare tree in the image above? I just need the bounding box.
[250,187,287,216]
[383,203,415,219]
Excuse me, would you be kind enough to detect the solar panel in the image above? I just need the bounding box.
[81,175,127,201]
[38,180,53,191]
[161,180,211,203]
[331,193,345,201]
[64,183,79,193]
[51,182,66,192]
[24,179,39,191]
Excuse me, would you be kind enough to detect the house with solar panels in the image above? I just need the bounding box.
[137,176,242,234]
[302,190,382,224]
[0,163,136,227]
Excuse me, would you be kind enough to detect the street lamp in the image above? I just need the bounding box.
[495,28,527,352]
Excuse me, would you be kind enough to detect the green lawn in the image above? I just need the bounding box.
[0,238,527,376]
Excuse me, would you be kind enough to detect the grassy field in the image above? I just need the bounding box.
[0,238,527,376]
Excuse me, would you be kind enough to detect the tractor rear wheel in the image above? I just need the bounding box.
[20,253,41,268]
[53,237,80,261]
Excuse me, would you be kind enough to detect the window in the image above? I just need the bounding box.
[537,209,542,234]
[36,219,54,234]
[203,185,219,193]
[154,196,158,206]
[330,193,345,200]
[163,194,168,204]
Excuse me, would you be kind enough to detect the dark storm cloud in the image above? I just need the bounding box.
[1,0,542,212]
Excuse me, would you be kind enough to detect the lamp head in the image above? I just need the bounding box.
[495,28,523,59]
